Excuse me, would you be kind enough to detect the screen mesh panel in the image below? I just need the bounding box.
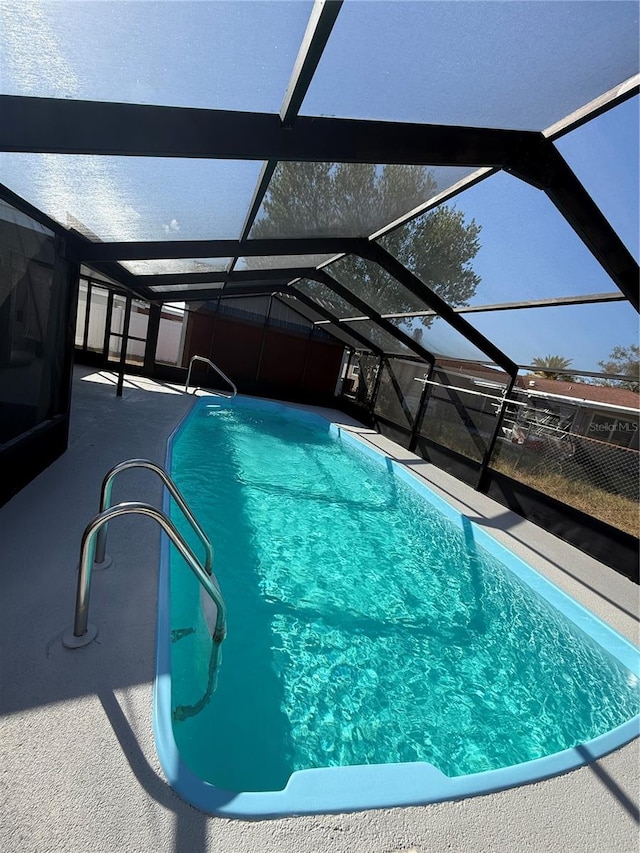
[249,162,476,240]
[302,1,639,130]
[0,0,312,112]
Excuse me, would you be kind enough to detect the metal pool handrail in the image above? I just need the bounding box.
[94,458,212,573]
[185,355,237,398]
[63,501,227,658]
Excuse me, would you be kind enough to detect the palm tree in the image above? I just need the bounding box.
[530,355,574,381]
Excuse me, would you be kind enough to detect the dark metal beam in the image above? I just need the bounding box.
[379,357,418,430]
[308,269,434,366]
[506,140,639,312]
[228,161,278,276]
[544,77,639,143]
[237,162,278,243]
[442,291,626,313]
[148,289,222,303]
[272,294,326,330]
[116,296,132,397]
[230,0,348,272]
[81,281,92,350]
[102,291,114,359]
[279,0,343,125]
[312,291,626,322]
[369,355,385,413]
[254,295,273,383]
[0,95,540,165]
[139,266,313,287]
[477,374,517,492]
[3,96,635,322]
[290,288,384,356]
[362,242,518,376]
[148,283,285,303]
[544,159,639,312]
[78,260,140,295]
[74,237,364,262]
[233,0,349,269]
[370,167,497,243]
[408,361,435,453]
[143,303,162,372]
[272,294,374,352]
[220,283,289,298]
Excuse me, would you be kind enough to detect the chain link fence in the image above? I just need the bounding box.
[491,389,639,536]
[341,357,639,537]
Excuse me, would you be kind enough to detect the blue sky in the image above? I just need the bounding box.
[0,1,637,374]
[440,96,640,372]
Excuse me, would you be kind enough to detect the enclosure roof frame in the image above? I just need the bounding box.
[0,0,637,366]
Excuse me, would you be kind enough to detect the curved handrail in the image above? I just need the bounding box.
[65,501,227,653]
[94,459,212,573]
[185,355,237,398]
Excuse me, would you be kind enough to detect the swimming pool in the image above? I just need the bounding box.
[153,396,639,817]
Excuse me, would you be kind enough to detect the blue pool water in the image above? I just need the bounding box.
[154,396,639,815]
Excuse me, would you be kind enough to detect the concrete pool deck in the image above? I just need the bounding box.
[1,366,638,853]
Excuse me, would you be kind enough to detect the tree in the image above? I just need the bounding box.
[597,344,640,393]
[530,354,575,381]
[249,163,482,349]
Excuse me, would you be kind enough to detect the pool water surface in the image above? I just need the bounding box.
[154,396,639,816]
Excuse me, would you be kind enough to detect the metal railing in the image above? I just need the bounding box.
[185,355,237,398]
[94,459,212,573]
[413,376,507,403]
[63,466,227,673]
[355,354,640,537]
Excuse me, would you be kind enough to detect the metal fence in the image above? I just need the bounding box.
[491,390,639,534]
[341,354,639,537]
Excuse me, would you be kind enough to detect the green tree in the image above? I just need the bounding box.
[250,163,482,348]
[530,354,575,381]
[597,344,640,393]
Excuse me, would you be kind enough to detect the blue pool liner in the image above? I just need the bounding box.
[153,395,640,818]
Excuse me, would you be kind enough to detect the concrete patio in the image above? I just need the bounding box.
[0,366,638,853]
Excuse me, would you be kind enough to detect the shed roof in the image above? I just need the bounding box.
[516,377,640,411]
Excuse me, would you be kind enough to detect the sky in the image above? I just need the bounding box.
[434,98,640,371]
[0,0,638,375]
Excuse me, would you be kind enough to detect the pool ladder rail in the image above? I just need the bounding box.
[185,355,237,398]
[62,460,227,684]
